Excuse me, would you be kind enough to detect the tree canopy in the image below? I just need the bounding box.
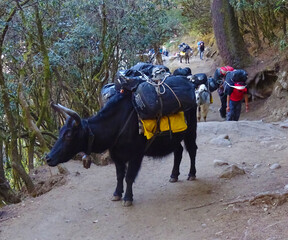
[0,0,184,204]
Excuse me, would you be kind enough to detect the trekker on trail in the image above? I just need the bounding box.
[213,66,234,119]
[199,42,205,60]
[226,83,249,121]
[197,41,203,51]
[224,69,249,121]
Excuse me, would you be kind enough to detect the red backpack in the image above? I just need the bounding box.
[225,66,234,72]
[220,66,234,75]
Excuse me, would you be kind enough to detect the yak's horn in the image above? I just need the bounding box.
[50,102,81,126]
[51,102,69,119]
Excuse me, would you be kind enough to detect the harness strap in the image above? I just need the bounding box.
[144,130,158,153]
[143,114,174,153]
[147,74,182,113]
[82,120,95,169]
[113,109,135,146]
[167,115,172,139]
[84,108,135,156]
[163,82,181,108]
[143,129,167,153]
[85,120,95,155]
[226,81,246,90]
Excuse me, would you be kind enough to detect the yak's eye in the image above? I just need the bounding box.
[64,130,73,141]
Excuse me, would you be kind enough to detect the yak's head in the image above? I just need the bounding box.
[46,103,86,167]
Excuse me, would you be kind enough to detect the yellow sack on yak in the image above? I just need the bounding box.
[180,51,186,56]
[141,111,187,140]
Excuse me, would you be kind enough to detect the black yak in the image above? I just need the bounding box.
[46,87,197,207]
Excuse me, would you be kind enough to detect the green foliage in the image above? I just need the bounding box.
[177,0,212,35]
[229,0,287,48]
[275,0,288,12]
[0,0,188,196]
[229,0,265,10]
[279,35,288,51]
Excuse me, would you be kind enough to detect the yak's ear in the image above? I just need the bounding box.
[50,102,81,126]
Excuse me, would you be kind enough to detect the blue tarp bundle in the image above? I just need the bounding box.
[191,73,208,87]
[130,62,170,78]
[225,69,248,83]
[132,75,196,119]
[114,62,170,92]
[115,69,145,92]
[207,77,219,92]
[101,83,116,106]
[224,69,248,94]
[178,43,191,52]
[173,67,192,76]
[102,63,196,119]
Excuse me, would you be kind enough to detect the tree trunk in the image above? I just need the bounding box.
[0,141,21,204]
[18,84,49,153]
[0,2,35,195]
[0,183,21,204]
[283,15,286,35]
[0,73,34,194]
[211,0,252,68]
[153,44,163,65]
[34,4,51,129]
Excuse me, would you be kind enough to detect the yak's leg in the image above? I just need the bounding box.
[197,106,201,122]
[184,108,198,181]
[123,156,143,207]
[169,143,183,183]
[183,109,198,180]
[203,104,209,122]
[112,160,126,201]
[184,133,197,180]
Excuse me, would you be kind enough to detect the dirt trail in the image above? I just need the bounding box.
[1,56,288,240]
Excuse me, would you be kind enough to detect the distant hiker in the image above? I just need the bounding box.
[224,69,249,121]
[162,46,169,56]
[199,42,205,60]
[197,41,202,51]
[213,66,234,119]
[148,48,155,63]
[148,48,155,56]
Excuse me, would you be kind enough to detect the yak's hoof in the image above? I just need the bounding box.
[122,200,133,207]
[111,195,122,201]
[187,176,196,181]
[169,177,178,183]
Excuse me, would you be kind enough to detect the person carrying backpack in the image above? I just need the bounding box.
[225,70,249,121]
[199,42,205,60]
[213,66,234,119]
